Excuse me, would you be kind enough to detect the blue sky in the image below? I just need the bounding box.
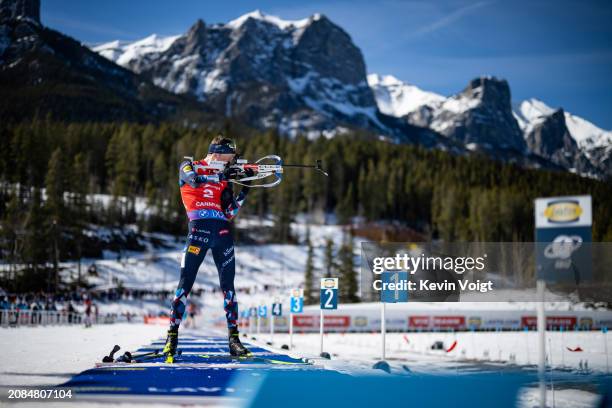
[42,0,612,129]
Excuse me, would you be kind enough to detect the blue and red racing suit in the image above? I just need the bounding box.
[169,159,249,330]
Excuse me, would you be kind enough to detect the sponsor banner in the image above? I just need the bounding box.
[483,318,521,329]
[408,316,465,329]
[521,316,577,328]
[597,319,612,329]
[293,315,316,328]
[535,195,592,228]
[467,316,482,329]
[535,195,592,284]
[293,315,350,328]
[433,316,465,329]
[409,316,431,328]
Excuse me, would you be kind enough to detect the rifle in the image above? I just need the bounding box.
[184,155,328,188]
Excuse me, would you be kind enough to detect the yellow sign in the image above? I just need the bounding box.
[543,201,583,223]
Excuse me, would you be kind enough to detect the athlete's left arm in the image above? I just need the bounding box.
[221,183,250,221]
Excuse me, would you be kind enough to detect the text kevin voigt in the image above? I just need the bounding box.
[372,277,494,293]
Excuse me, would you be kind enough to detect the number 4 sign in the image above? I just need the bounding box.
[272,302,282,316]
[320,278,338,310]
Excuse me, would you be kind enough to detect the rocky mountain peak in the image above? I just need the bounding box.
[463,76,511,107]
[526,108,576,157]
[0,0,40,24]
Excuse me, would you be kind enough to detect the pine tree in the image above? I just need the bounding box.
[338,229,359,303]
[45,147,67,221]
[324,237,335,278]
[336,184,354,224]
[70,153,88,287]
[22,188,49,273]
[70,153,88,215]
[303,227,317,305]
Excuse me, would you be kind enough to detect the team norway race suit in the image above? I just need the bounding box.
[169,159,249,331]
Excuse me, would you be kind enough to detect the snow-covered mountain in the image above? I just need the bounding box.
[367,74,444,117]
[371,75,527,153]
[515,98,612,151]
[93,34,180,68]
[370,74,611,177]
[92,11,430,143]
[89,8,609,177]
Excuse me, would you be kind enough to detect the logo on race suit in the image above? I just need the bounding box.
[219,229,229,235]
[223,246,234,256]
[198,209,225,219]
[196,201,222,209]
[188,235,209,243]
[188,245,201,255]
[354,316,368,327]
[222,255,234,267]
[544,200,583,223]
[544,235,582,260]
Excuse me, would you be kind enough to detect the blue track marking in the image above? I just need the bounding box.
[137,346,269,353]
[58,332,326,400]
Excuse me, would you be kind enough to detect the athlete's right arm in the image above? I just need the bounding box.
[179,160,222,187]
[179,160,200,188]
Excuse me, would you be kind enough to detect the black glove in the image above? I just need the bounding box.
[223,166,240,180]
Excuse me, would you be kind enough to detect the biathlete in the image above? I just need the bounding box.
[163,135,252,363]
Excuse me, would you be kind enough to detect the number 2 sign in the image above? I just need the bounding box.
[320,278,338,310]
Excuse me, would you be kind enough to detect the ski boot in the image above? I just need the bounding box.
[228,327,251,357]
[163,327,178,363]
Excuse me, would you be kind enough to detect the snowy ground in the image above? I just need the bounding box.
[0,323,163,387]
[266,331,612,374]
[1,319,610,407]
[259,330,609,408]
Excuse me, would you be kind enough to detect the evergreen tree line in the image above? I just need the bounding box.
[1,118,611,290]
[302,228,359,304]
